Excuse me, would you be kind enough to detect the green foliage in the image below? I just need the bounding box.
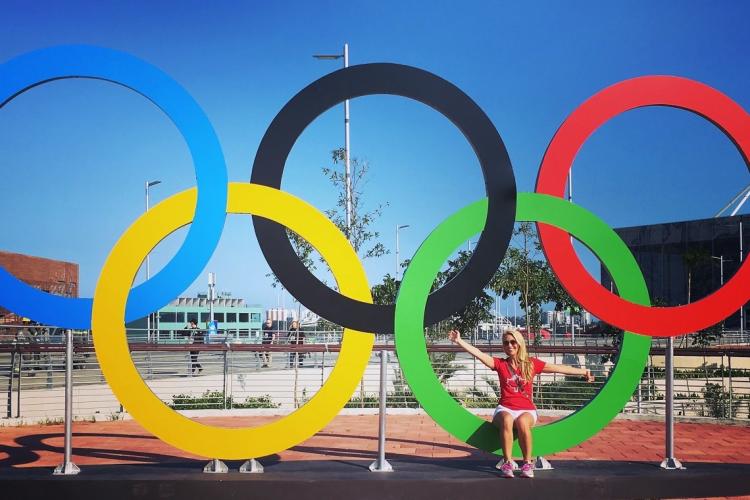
[267,148,387,291]
[370,270,469,384]
[344,391,421,408]
[535,378,601,410]
[647,363,747,379]
[435,250,494,333]
[598,322,625,364]
[459,387,497,408]
[701,383,737,418]
[324,148,388,259]
[232,394,280,409]
[386,367,420,408]
[430,352,464,383]
[689,323,724,347]
[490,222,576,335]
[168,390,279,410]
[371,273,400,307]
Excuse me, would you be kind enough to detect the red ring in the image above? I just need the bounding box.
[536,76,750,336]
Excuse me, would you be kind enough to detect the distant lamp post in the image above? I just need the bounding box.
[711,255,729,286]
[711,255,733,334]
[145,180,161,343]
[395,224,410,280]
[313,43,352,239]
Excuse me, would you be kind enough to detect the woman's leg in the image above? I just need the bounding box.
[492,411,515,461]
[514,412,534,463]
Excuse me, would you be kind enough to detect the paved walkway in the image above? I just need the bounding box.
[2,414,749,468]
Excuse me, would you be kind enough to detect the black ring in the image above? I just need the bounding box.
[251,63,516,334]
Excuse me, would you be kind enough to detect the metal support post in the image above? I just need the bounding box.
[535,456,554,470]
[7,351,15,418]
[369,350,393,472]
[660,336,684,470]
[321,350,326,385]
[223,349,229,410]
[728,355,733,418]
[203,458,228,473]
[637,379,642,414]
[740,221,745,342]
[239,458,264,473]
[54,329,80,475]
[16,352,22,418]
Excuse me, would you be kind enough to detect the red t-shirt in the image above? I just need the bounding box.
[492,356,546,410]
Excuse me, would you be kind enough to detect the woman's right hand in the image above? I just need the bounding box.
[448,330,461,344]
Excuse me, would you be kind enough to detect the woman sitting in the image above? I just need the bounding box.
[448,328,594,478]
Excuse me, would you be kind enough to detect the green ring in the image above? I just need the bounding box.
[394,192,652,456]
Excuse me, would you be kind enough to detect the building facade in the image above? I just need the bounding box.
[0,250,78,324]
[127,293,264,343]
[600,213,750,329]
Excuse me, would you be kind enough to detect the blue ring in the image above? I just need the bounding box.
[0,45,227,329]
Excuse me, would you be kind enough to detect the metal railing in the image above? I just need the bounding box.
[1,339,748,422]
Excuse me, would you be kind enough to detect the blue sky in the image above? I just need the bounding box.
[2,1,749,318]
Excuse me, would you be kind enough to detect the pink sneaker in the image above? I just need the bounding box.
[520,462,535,478]
[500,461,514,478]
[495,459,518,471]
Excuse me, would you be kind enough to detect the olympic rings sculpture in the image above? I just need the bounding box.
[2,45,748,459]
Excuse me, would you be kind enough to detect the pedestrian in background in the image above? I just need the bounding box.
[184,320,204,374]
[287,320,304,368]
[261,318,275,368]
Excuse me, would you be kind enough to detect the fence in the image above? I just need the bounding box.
[1,337,748,422]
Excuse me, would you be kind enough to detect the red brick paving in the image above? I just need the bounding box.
[1,415,749,468]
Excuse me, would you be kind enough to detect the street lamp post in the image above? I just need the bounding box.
[145,180,161,343]
[711,255,728,286]
[712,254,735,336]
[314,43,352,239]
[741,222,745,341]
[396,224,410,280]
[208,272,216,322]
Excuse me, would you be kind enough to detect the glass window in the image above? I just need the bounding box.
[239,313,249,323]
[175,312,185,323]
[159,311,176,323]
[200,312,209,323]
[226,313,237,323]
[187,312,199,323]
[214,313,224,323]
[250,313,261,322]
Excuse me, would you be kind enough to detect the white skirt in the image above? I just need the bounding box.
[492,404,538,425]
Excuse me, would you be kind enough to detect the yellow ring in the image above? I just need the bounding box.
[92,182,374,459]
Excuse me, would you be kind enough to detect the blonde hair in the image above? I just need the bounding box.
[504,329,533,382]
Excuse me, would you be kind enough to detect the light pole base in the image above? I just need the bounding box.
[239,459,264,473]
[660,457,685,470]
[53,462,80,475]
[203,458,228,473]
[535,456,554,470]
[368,458,393,472]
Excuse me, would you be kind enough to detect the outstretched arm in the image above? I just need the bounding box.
[448,330,495,369]
[542,363,595,382]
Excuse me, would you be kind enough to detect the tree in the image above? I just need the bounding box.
[266,147,390,407]
[491,223,553,337]
[323,148,388,260]
[435,250,494,334]
[371,273,399,307]
[433,250,493,383]
[268,148,388,286]
[371,251,492,384]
